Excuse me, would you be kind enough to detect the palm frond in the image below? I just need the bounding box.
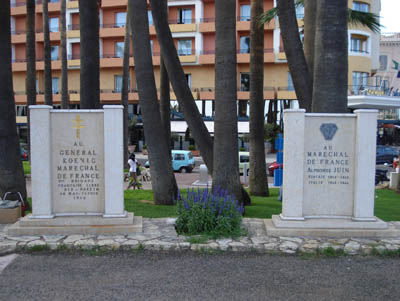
[348,10,381,33]
[259,0,304,25]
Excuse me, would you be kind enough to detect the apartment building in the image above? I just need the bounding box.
[11,0,381,126]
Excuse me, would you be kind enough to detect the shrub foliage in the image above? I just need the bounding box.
[175,187,244,237]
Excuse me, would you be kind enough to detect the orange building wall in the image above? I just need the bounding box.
[71,13,79,26]
[203,34,215,51]
[168,5,195,23]
[203,2,214,19]
[15,44,26,61]
[15,16,26,32]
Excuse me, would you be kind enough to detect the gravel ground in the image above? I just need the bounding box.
[1,251,399,300]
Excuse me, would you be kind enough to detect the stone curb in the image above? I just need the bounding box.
[1,218,400,256]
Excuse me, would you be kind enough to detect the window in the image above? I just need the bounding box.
[353,1,369,12]
[178,8,192,24]
[115,12,126,27]
[295,2,304,18]
[174,153,185,161]
[375,76,382,87]
[185,74,191,88]
[49,17,59,32]
[288,72,294,91]
[148,11,153,26]
[150,40,153,56]
[352,71,368,93]
[52,77,59,94]
[240,73,250,91]
[350,36,368,53]
[114,75,130,92]
[240,5,250,21]
[115,41,124,57]
[177,39,192,55]
[240,36,250,53]
[379,55,388,71]
[50,45,59,60]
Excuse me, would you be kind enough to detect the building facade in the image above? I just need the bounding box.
[11,0,381,131]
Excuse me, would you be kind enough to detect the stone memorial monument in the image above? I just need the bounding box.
[266,109,399,237]
[7,105,142,235]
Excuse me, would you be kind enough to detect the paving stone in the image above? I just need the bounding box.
[279,237,303,244]
[216,238,232,245]
[121,240,139,248]
[190,244,209,251]
[279,241,299,252]
[344,241,361,254]
[264,242,279,251]
[63,235,87,244]
[74,239,96,249]
[0,241,17,254]
[42,235,65,243]
[7,236,40,242]
[177,242,191,250]
[251,236,272,245]
[26,240,46,248]
[97,239,120,249]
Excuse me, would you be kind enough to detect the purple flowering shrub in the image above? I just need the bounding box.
[175,187,244,237]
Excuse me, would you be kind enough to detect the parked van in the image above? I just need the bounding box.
[145,150,195,173]
[239,151,250,175]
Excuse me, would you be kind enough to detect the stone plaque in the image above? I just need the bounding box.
[303,116,356,217]
[51,112,104,214]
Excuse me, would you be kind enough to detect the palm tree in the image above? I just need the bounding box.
[121,2,131,167]
[214,0,249,204]
[79,0,100,109]
[312,0,348,113]
[277,0,312,112]
[60,0,68,109]
[263,0,380,112]
[249,0,269,196]
[129,0,178,205]
[26,0,36,158]
[159,1,171,152]
[149,0,214,173]
[0,1,27,201]
[42,0,53,106]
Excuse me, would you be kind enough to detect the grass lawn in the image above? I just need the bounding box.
[23,161,30,175]
[25,187,400,221]
[124,188,400,221]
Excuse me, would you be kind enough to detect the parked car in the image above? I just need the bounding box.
[145,150,195,173]
[375,168,390,185]
[376,145,399,164]
[21,147,28,161]
[268,161,283,177]
[239,152,250,175]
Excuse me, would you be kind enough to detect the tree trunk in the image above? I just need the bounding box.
[0,1,27,200]
[277,0,312,112]
[121,2,131,167]
[304,0,317,87]
[160,57,171,152]
[214,0,250,205]
[129,0,178,205]
[79,0,100,109]
[60,0,69,109]
[312,0,348,113]
[26,0,36,159]
[150,0,214,173]
[42,0,53,106]
[249,0,269,196]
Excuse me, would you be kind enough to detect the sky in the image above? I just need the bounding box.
[380,0,400,33]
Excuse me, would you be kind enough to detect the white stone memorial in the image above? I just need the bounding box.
[8,105,142,236]
[266,109,399,237]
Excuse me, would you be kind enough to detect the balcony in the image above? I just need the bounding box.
[100,23,125,38]
[12,56,61,71]
[199,18,275,33]
[199,48,275,64]
[277,86,296,99]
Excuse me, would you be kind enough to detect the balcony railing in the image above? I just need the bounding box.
[348,85,399,96]
[11,1,26,7]
[350,48,370,54]
[168,19,193,25]
[100,23,126,29]
[68,24,80,30]
[200,18,215,23]
[67,54,80,60]
[237,16,251,21]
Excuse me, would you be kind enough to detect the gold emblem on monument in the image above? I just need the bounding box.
[72,115,85,139]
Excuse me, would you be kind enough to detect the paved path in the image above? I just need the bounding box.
[1,252,400,300]
[1,218,400,256]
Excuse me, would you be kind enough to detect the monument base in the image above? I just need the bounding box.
[7,213,142,236]
[265,215,400,238]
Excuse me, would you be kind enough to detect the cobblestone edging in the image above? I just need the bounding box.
[1,218,400,256]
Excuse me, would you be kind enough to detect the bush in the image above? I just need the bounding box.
[239,147,245,152]
[175,187,244,238]
[188,144,196,151]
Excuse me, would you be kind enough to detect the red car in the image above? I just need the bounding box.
[268,162,283,177]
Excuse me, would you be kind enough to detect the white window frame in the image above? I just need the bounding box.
[115,12,126,27]
[49,17,59,32]
[177,39,192,56]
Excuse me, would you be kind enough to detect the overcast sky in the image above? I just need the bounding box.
[380,0,400,33]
